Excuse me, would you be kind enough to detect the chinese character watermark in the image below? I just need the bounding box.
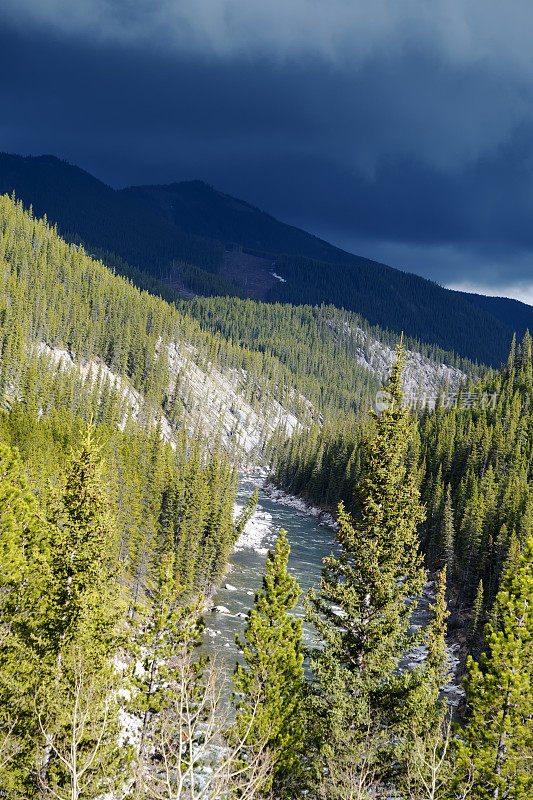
[374,390,498,414]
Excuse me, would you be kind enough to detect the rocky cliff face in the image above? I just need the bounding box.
[32,325,468,464]
[164,341,308,461]
[32,341,308,464]
[327,318,469,403]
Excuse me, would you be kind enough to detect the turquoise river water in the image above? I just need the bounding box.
[203,475,463,706]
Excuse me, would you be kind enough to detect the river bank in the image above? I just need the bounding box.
[262,480,339,529]
[205,474,466,706]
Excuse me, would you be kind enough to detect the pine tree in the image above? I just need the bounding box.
[306,345,427,792]
[129,549,205,796]
[235,486,259,540]
[468,579,484,648]
[35,427,126,796]
[500,533,522,584]
[456,536,533,800]
[441,485,455,577]
[404,568,453,800]
[46,426,120,659]
[233,529,304,795]
[507,333,516,371]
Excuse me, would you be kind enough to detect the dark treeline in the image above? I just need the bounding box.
[274,419,365,509]
[268,252,520,366]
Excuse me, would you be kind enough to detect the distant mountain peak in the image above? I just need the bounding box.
[0,150,531,366]
[33,154,65,164]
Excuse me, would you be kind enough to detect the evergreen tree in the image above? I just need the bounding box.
[35,427,126,796]
[45,426,120,658]
[423,568,450,732]
[306,345,427,792]
[0,428,127,796]
[456,536,533,800]
[0,439,51,790]
[441,485,455,577]
[129,549,205,796]
[235,487,259,540]
[467,579,484,648]
[233,529,304,796]
[404,568,453,800]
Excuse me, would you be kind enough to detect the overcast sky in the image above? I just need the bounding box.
[1,1,533,304]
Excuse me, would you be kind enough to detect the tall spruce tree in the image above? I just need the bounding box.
[233,529,304,796]
[467,579,484,649]
[45,426,120,659]
[306,344,427,793]
[0,439,51,791]
[35,427,126,796]
[456,536,533,800]
[441,485,455,578]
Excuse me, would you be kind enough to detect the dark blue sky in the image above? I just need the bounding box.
[1,1,533,303]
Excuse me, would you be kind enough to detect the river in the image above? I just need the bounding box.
[203,474,337,671]
[204,475,463,705]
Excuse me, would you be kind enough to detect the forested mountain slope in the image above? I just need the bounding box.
[419,333,533,616]
[265,254,525,366]
[0,192,471,450]
[0,193,316,465]
[457,289,533,335]
[0,198,271,603]
[0,192,481,598]
[0,152,228,284]
[0,152,528,366]
[125,179,532,365]
[183,297,473,416]
[272,332,533,635]
[123,179,358,264]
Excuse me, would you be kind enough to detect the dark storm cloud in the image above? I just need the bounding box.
[1,1,533,301]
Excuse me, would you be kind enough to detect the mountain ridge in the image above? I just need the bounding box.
[0,193,471,467]
[122,178,363,265]
[0,151,529,367]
